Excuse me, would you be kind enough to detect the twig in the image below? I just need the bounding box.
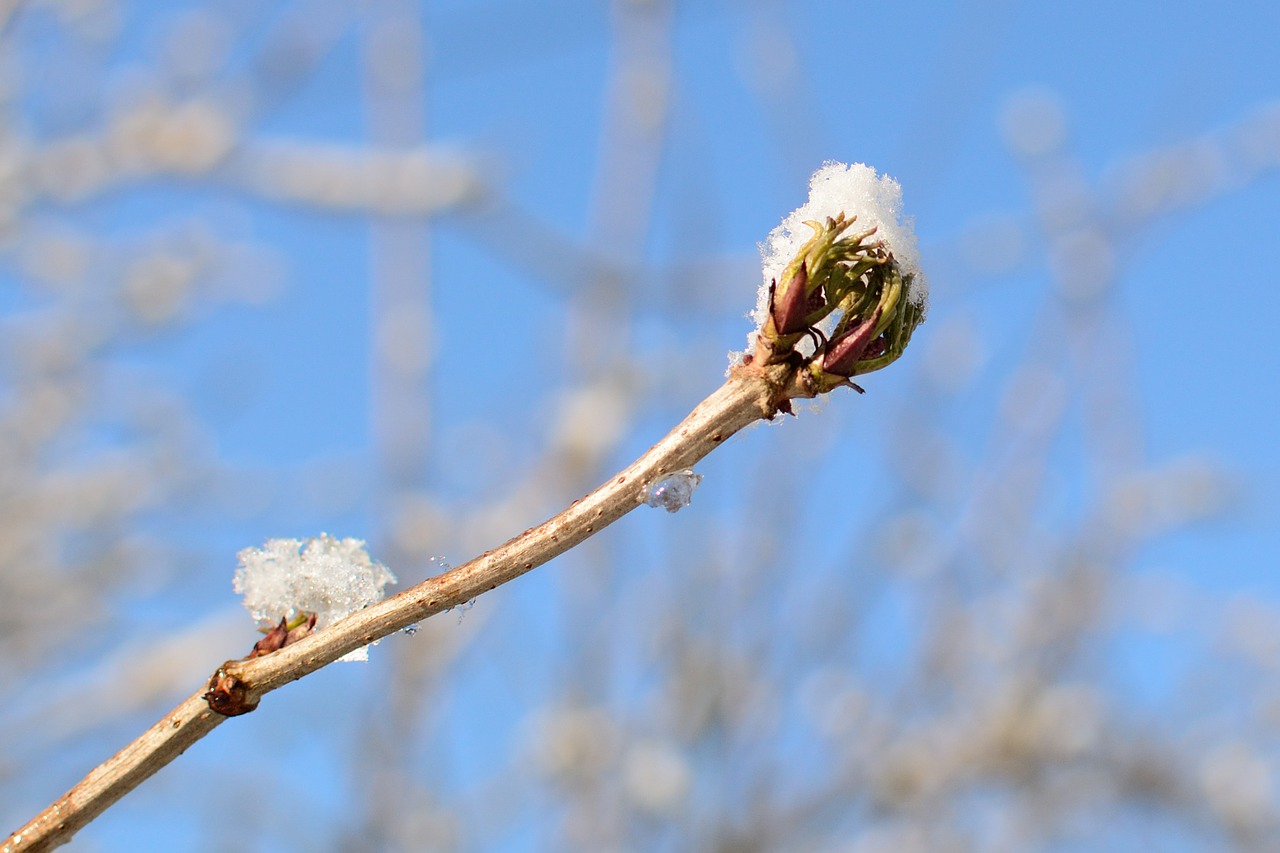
[5,359,807,852]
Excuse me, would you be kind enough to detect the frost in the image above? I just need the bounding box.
[750,161,928,348]
[642,469,703,513]
[233,534,396,662]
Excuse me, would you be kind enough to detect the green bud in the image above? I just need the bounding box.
[752,213,924,392]
[809,262,924,392]
[756,213,887,365]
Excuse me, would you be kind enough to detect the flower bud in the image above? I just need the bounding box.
[756,213,885,365]
[810,262,924,391]
[746,162,927,391]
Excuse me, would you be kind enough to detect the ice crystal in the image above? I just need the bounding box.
[233,534,396,662]
[447,597,477,624]
[642,469,703,513]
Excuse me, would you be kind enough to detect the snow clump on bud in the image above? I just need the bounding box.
[754,161,927,334]
[741,162,927,390]
[234,534,396,662]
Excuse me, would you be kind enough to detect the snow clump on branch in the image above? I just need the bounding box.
[234,534,396,662]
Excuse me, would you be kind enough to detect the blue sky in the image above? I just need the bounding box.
[5,0,1280,849]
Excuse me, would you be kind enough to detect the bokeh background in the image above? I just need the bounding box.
[3,1,1279,850]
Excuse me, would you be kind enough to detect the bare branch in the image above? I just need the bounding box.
[3,692,223,853]
[5,358,803,851]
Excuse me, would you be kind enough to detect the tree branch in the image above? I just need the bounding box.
[6,359,803,852]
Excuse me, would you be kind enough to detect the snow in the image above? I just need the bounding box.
[752,161,928,335]
[233,534,396,661]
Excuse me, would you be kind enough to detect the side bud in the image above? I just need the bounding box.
[809,262,924,392]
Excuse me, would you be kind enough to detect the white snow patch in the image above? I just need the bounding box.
[234,534,396,662]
